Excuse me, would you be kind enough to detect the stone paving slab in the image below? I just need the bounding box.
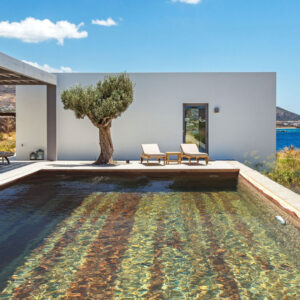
[0,161,48,187]
[0,161,35,174]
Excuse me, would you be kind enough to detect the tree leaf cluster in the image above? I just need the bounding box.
[61,73,134,127]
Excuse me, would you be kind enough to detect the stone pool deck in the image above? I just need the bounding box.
[0,160,299,219]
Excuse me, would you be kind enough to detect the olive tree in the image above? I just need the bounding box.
[61,74,134,164]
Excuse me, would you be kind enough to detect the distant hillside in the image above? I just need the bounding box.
[0,85,16,112]
[277,106,300,121]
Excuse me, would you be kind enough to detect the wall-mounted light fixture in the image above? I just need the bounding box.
[214,107,220,113]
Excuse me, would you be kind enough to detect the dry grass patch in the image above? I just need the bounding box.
[0,131,16,153]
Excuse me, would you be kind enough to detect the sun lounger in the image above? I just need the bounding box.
[140,144,166,165]
[180,144,209,165]
[0,151,14,164]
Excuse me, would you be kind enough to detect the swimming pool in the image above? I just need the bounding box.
[0,174,300,298]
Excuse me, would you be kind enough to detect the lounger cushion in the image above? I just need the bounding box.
[184,153,208,157]
[143,154,165,158]
[180,144,207,156]
[142,144,165,156]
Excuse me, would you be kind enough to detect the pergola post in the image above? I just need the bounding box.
[47,85,57,161]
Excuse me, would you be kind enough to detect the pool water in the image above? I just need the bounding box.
[1,174,300,298]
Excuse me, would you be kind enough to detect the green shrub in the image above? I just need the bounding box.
[266,147,300,194]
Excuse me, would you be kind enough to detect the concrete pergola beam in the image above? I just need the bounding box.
[0,52,56,85]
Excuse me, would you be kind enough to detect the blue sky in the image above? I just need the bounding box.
[0,0,299,113]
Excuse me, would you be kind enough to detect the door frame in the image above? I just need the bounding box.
[182,103,209,154]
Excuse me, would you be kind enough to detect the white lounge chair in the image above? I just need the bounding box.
[180,144,209,165]
[140,144,166,165]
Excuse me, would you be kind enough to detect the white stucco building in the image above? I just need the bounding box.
[0,52,276,163]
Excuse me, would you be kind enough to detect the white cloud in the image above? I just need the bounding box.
[0,17,88,45]
[172,0,201,4]
[92,18,118,27]
[22,60,72,73]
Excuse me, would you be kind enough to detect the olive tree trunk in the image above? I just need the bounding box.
[94,123,114,165]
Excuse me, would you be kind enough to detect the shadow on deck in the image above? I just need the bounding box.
[0,161,36,174]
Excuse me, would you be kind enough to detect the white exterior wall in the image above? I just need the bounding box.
[16,86,47,160]
[55,72,276,163]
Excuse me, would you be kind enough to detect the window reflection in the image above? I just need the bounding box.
[184,105,207,152]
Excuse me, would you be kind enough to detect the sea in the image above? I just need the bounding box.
[277,128,300,151]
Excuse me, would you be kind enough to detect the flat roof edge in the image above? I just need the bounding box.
[55,72,276,76]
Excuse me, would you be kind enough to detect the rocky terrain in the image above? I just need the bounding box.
[0,85,15,112]
[277,106,300,121]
